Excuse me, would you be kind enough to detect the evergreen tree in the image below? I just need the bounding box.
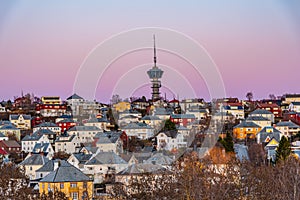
[219,131,234,152]
[275,136,291,163]
[163,119,176,131]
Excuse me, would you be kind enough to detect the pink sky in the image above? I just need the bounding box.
[0,1,300,103]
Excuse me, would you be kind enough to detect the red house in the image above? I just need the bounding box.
[257,103,282,118]
[0,140,21,154]
[283,112,300,125]
[170,114,196,127]
[56,118,77,133]
[36,104,67,117]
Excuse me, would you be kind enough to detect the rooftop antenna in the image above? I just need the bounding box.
[153,34,157,67]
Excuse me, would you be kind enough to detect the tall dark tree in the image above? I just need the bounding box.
[163,119,176,131]
[276,136,291,163]
[246,91,253,101]
[219,131,234,152]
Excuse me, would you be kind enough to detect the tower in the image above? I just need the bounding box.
[147,35,164,101]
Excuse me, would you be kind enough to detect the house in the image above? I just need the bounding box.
[0,140,21,155]
[33,122,61,135]
[256,127,282,162]
[156,130,187,151]
[186,106,209,120]
[0,103,6,112]
[35,159,69,180]
[179,98,205,112]
[289,102,300,113]
[233,121,261,140]
[83,117,110,131]
[220,102,244,119]
[122,122,155,139]
[66,94,102,117]
[9,114,31,130]
[249,109,275,123]
[274,121,300,137]
[21,129,52,153]
[67,153,93,170]
[84,152,128,183]
[119,153,138,166]
[283,94,300,104]
[0,132,8,141]
[55,134,81,154]
[170,114,196,127]
[19,153,49,180]
[144,152,174,166]
[36,104,67,117]
[140,115,162,128]
[68,126,102,143]
[0,124,21,141]
[234,144,249,161]
[41,96,62,105]
[39,161,93,200]
[32,142,54,159]
[94,132,124,154]
[118,115,139,127]
[56,118,77,133]
[119,110,142,119]
[256,126,282,144]
[257,103,282,118]
[153,107,171,120]
[112,101,131,112]
[245,116,272,129]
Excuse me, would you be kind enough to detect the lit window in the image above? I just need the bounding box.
[70,183,77,188]
[71,192,78,200]
[60,183,64,189]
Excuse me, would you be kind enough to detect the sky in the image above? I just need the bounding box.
[0,1,300,103]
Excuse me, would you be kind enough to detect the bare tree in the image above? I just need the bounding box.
[246,92,253,101]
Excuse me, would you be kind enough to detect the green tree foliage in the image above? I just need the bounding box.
[163,119,176,131]
[219,132,234,152]
[276,136,291,163]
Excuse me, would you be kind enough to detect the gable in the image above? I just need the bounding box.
[266,138,279,146]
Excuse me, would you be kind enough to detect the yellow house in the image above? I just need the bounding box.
[233,121,261,140]
[113,101,131,112]
[39,162,93,200]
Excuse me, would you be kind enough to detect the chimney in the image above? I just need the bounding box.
[54,160,61,171]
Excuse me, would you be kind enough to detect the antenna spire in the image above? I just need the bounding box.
[153,34,157,67]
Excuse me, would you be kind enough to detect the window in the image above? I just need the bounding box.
[83,182,87,188]
[71,192,78,200]
[60,183,64,189]
[70,183,77,188]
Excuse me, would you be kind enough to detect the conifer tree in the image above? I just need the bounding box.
[275,136,291,163]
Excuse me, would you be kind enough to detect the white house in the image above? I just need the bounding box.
[289,102,300,113]
[55,134,81,154]
[67,125,102,143]
[275,121,300,137]
[83,152,128,183]
[122,122,155,139]
[156,130,187,151]
[33,122,61,135]
[9,114,31,130]
[22,131,50,153]
[94,132,123,155]
[186,106,209,120]
[249,109,275,123]
[245,116,271,129]
[83,117,110,131]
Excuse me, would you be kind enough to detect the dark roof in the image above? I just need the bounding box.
[246,116,270,121]
[291,102,300,106]
[276,121,300,128]
[68,126,101,132]
[250,109,273,115]
[85,152,127,165]
[10,114,31,120]
[141,115,161,121]
[0,124,19,130]
[117,163,167,175]
[72,153,93,164]
[171,114,196,119]
[40,164,90,182]
[0,140,21,148]
[67,93,84,100]
[234,121,260,128]
[35,122,58,128]
[32,143,51,153]
[36,160,70,172]
[20,154,49,166]
[158,130,178,139]
[144,153,173,165]
[257,127,281,144]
